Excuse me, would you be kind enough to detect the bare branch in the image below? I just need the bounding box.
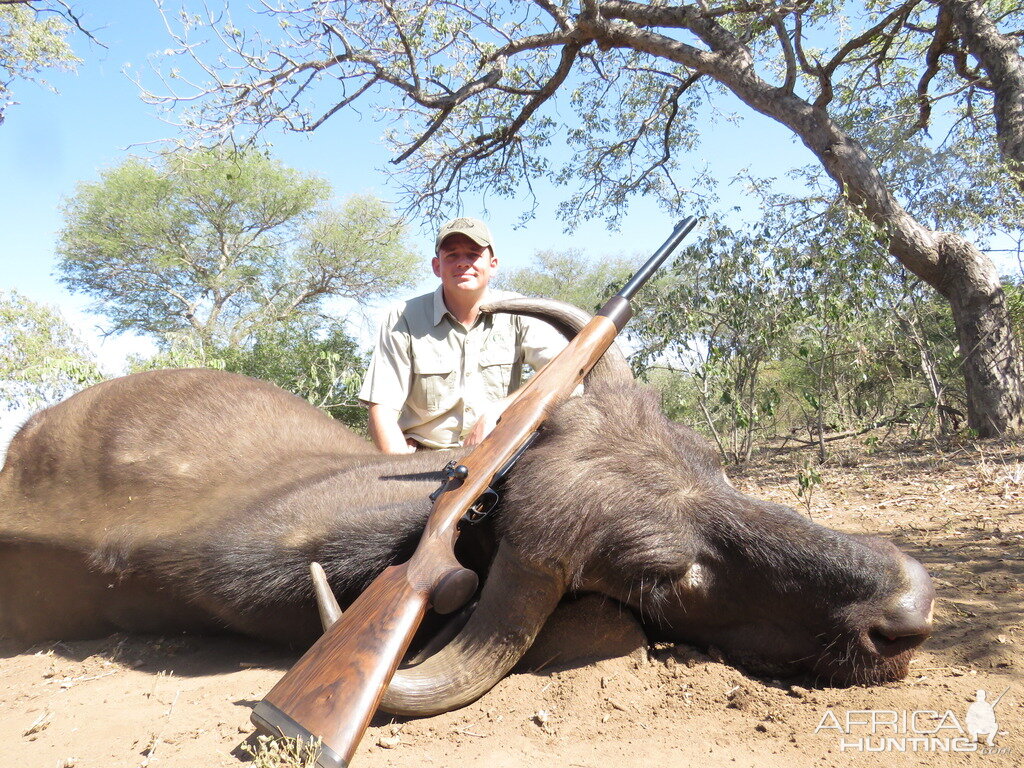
[791,8,820,76]
[393,102,458,162]
[380,0,421,94]
[531,0,570,31]
[770,12,796,94]
[812,0,923,108]
[908,5,955,138]
[306,74,378,131]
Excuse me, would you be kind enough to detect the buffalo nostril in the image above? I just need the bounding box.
[869,607,933,656]
[872,553,935,650]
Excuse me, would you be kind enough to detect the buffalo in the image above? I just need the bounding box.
[0,298,934,717]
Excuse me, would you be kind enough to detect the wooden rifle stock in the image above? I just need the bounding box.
[251,217,699,767]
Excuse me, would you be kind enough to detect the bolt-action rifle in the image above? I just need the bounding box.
[251,217,699,768]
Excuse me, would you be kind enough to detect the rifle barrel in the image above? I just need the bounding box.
[596,216,698,331]
[616,217,698,301]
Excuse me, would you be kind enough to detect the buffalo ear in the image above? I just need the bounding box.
[515,594,648,672]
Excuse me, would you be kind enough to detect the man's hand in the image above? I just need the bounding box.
[464,397,513,447]
[368,403,417,454]
[463,412,496,447]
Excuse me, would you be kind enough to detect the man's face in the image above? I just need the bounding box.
[432,233,498,294]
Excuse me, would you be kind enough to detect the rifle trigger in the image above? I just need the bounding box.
[463,487,500,525]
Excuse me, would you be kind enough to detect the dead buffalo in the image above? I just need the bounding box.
[0,299,933,716]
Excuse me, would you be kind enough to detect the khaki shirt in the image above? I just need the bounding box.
[359,287,567,449]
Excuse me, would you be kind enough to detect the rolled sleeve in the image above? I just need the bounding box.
[517,313,569,371]
[358,309,412,409]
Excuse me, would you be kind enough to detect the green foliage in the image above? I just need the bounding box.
[0,2,80,124]
[127,319,368,432]
[493,249,638,312]
[1006,276,1024,333]
[794,461,823,519]
[57,148,419,348]
[631,223,798,463]
[626,216,967,461]
[220,321,368,432]
[58,148,418,426]
[0,290,102,410]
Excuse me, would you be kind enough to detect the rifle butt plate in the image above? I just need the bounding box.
[251,700,347,768]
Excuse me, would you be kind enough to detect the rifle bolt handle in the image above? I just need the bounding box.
[432,567,479,615]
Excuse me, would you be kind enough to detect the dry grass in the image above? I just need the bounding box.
[241,735,323,768]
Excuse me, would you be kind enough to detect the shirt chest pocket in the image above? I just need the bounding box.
[412,351,457,413]
[479,348,516,398]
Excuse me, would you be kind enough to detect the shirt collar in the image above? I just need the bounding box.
[432,285,496,328]
[431,285,449,327]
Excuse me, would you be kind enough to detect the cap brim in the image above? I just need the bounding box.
[438,230,492,248]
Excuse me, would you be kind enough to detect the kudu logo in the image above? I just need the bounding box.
[814,686,1011,754]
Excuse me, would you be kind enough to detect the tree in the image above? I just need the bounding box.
[493,249,637,311]
[631,224,800,462]
[222,320,369,430]
[0,1,95,125]
[152,0,1024,436]
[128,317,370,431]
[0,290,102,409]
[57,148,419,353]
[940,0,1024,188]
[631,220,969,459]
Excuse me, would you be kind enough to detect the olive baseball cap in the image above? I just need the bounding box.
[435,217,495,254]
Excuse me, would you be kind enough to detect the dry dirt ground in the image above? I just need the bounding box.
[2,435,1022,768]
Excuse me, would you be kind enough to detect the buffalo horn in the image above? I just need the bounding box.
[480,297,634,385]
[309,561,342,630]
[380,542,565,716]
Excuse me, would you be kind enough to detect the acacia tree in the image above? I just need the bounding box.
[151,0,1024,435]
[0,0,95,125]
[0,290,102,409]
[58,149,418,351]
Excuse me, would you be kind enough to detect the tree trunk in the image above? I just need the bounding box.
[944,0,1024,185]
[937,234,1024,435]
[718,69,1024,436]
